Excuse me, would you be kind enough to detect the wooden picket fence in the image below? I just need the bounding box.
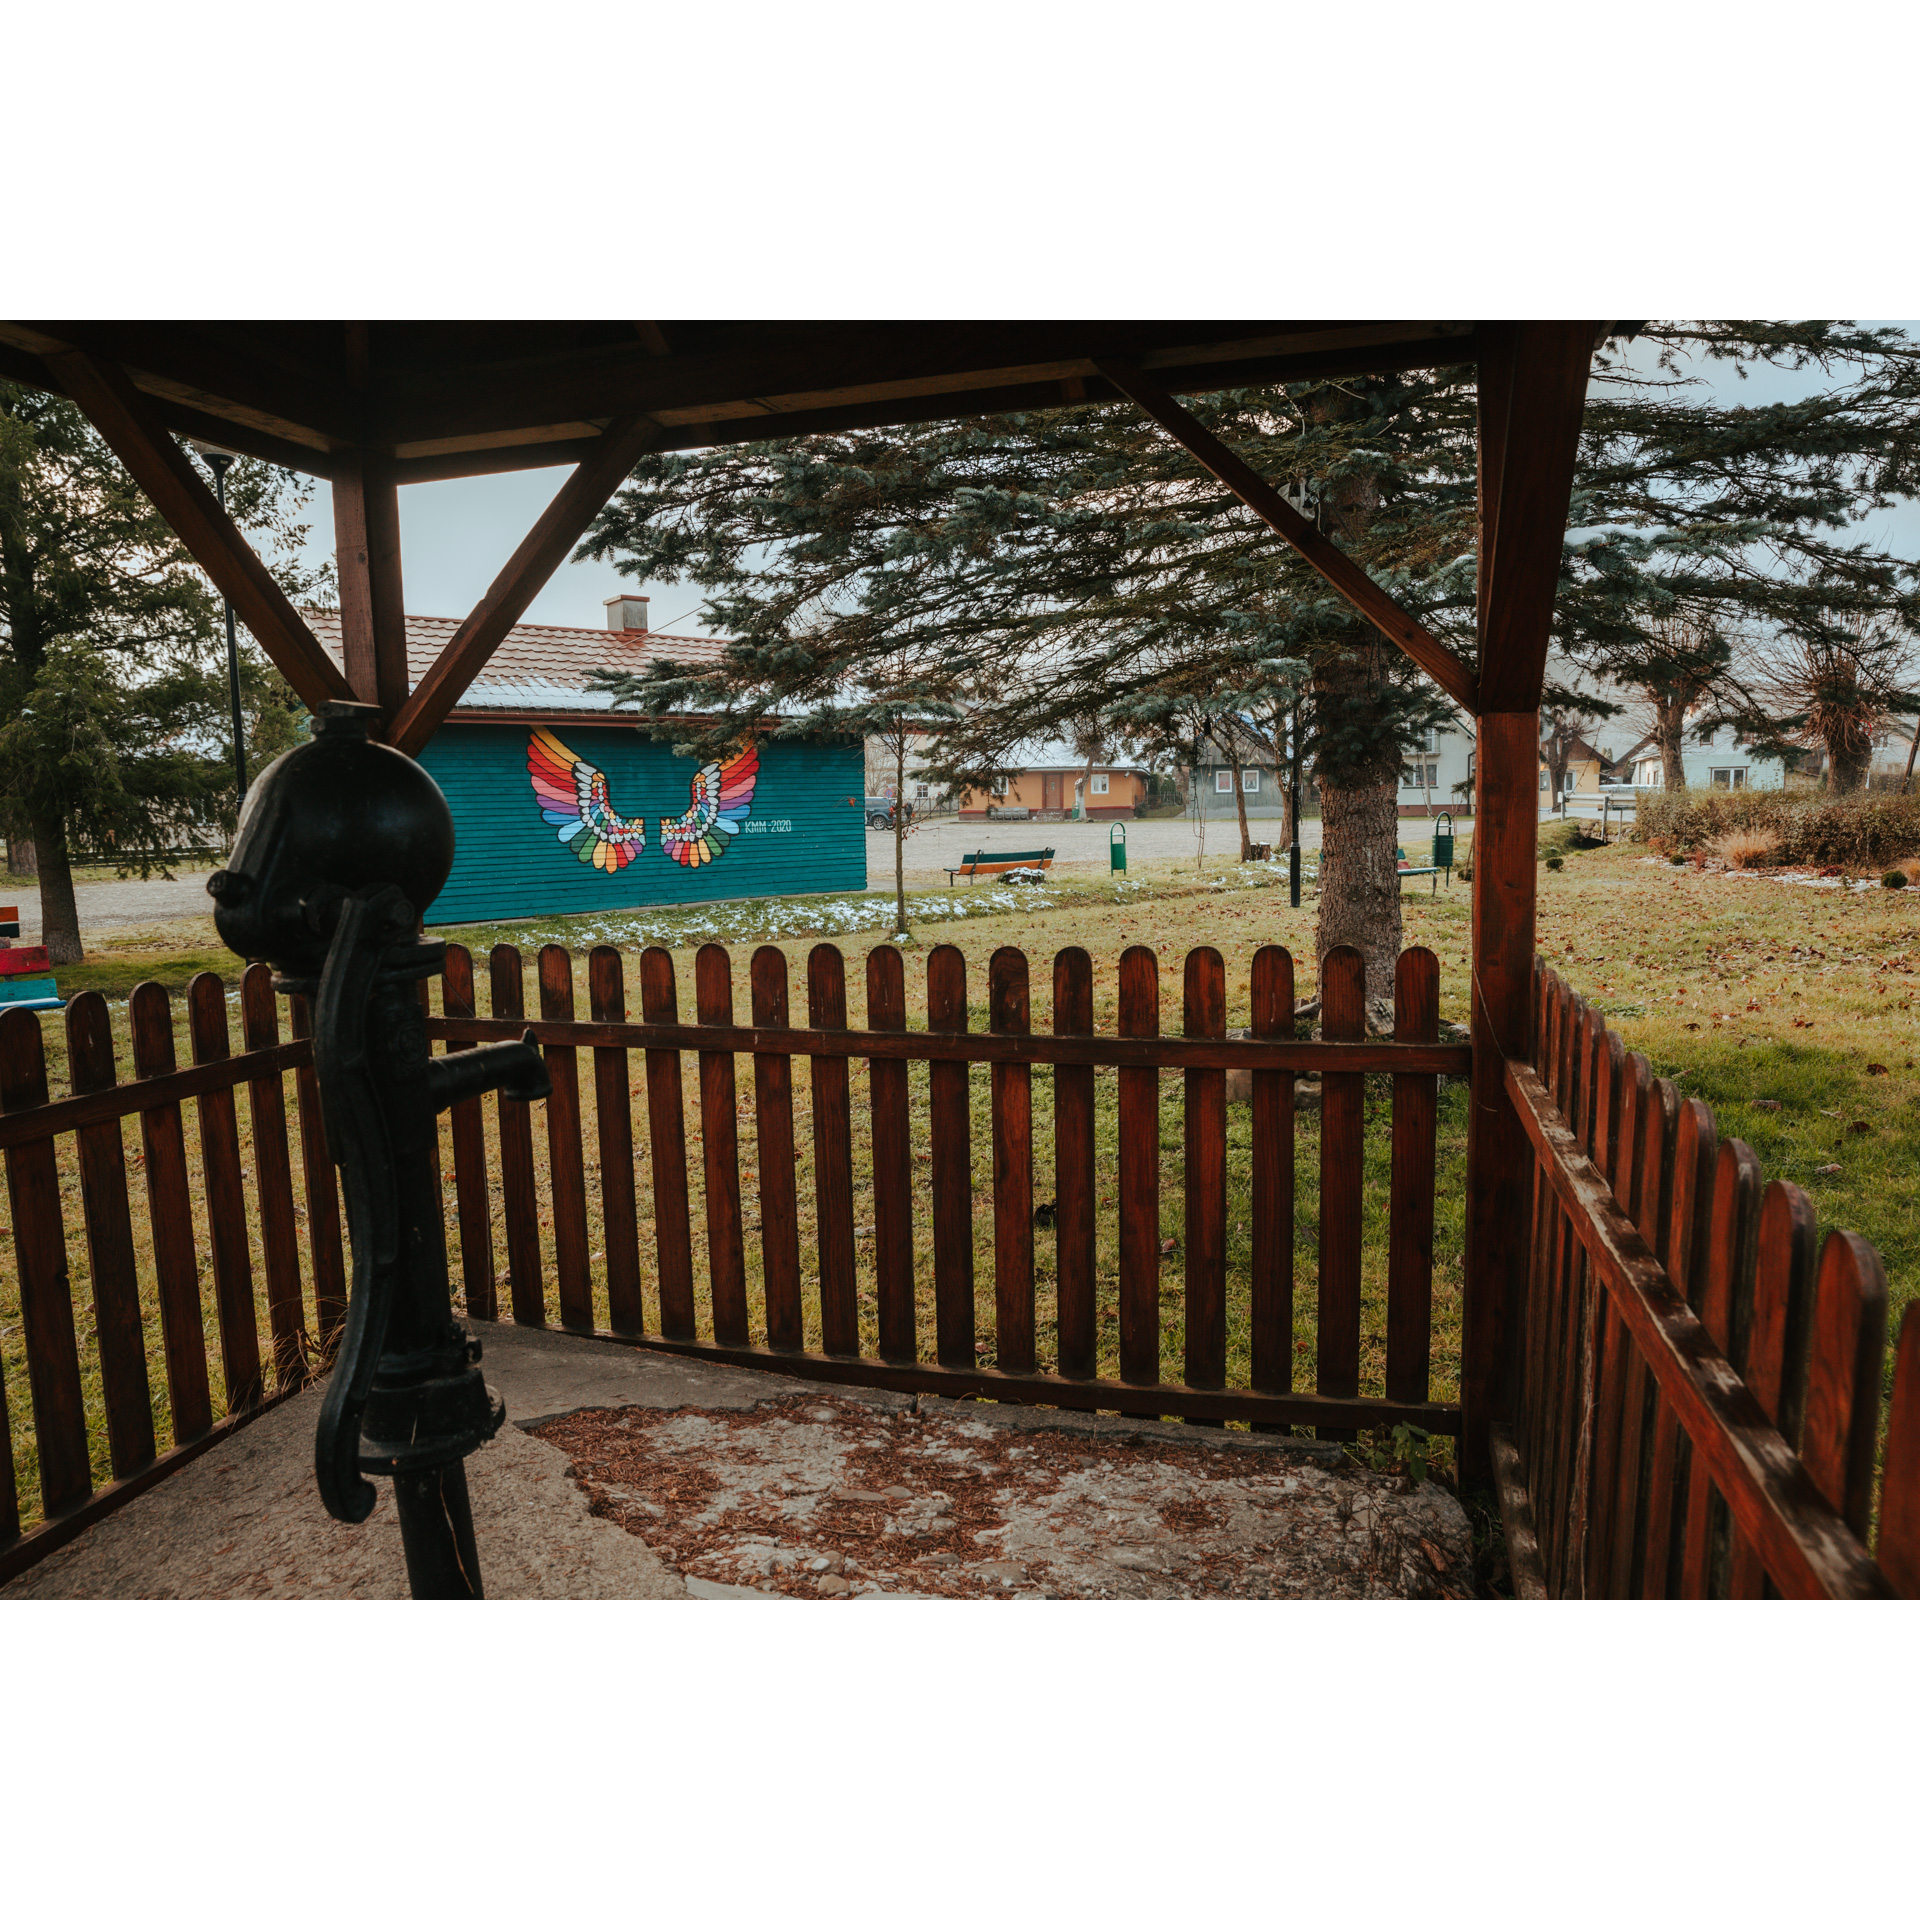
[1494,960,1920,1599]
[428,939,1466,1429]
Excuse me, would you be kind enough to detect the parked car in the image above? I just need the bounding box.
[865,796,914,829]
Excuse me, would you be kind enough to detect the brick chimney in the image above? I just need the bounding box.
[604,593,650,633]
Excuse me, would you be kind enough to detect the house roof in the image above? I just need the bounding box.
[999,736,1153,776]
[305,611,725,718]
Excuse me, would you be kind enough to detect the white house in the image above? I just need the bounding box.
[1621,722,1785,792]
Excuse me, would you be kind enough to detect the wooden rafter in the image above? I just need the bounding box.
[1095,359,1481,715]
[384,414,666,759]
[43,349,354,711]
[332,451,410,721]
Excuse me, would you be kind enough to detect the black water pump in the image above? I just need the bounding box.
[208,702,549,1598]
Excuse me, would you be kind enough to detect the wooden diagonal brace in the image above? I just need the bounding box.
[1094,358,1480,715]
[385,414,666,759]
[41,350,355,712]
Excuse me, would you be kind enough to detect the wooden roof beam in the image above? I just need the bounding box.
[43,349,354,712]
[1095,359,1481,716]
[384,414,666,759]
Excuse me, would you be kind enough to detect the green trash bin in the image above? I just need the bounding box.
[1110,823,1127,873]
[1432,811,1455,886]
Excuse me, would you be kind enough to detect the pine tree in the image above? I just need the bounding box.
[0,381,324,963]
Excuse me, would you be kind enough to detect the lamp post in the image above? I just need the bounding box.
[190,442,248,803]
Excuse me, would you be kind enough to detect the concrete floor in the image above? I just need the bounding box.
[4,1321,1474,1601]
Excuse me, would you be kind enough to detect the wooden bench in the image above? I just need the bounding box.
[946,847,1056,885]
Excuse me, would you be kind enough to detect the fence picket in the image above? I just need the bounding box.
[1727,1180,1819,1597]
[63,993,156,1477]
[538,946,594,1332]
[239,967,308,1390]
[490,946,545,1325]
[989,948,1036,1375]
[1584,1032,1631,1597]
[695,944,750,1347]
[754,947,804,1353]
[129,984,213,1443]
[1052,947,1096,1381]
[186,973,263,1414]
[1183,947,1227,1410]
[440,946,498,1322]
[0,1008,92,1516]
[808,945,860,1358]
[1117,945,1160,1387]
[1798,1231,1888,1543]
[640,947,697,1341]
[1679,1140,1761,1597]
[1249,945,1295,1406]
[926,945,975,1369]
[587,948,644,1338]
[1317,947,1366,1435]
[1387,948,1438,1408]
[286,992,347,1349]
[1878,1305,1920,1597]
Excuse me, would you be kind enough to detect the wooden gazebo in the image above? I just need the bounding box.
[1,319,1915,1598]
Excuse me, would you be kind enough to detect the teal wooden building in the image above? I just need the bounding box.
[312,596,865,926]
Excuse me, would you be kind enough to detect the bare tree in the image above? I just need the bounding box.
[1738,610,1918,795]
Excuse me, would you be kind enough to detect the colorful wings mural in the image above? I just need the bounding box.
[660,743,760,867]
[526,728,650,870]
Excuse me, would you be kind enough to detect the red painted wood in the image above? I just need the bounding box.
[1679,1140,1761,1597]
[1249,945,1295,1401]
[1117,945,1160,1386]
[1798,1230,1888,1543]
[807,946,860,1357]
[287,992,347,1348]
[1727,1180,1819,1598]
[639,947,697,1341]
[439,945,498,1322]
[752,947,804,1353]
[1183,947,1227,1405]
[1878,1305,1920,1598]
[63,993,156,1477]
[865,945,915,1364]
[587,948,643,1337]
[1583,1030,1629,1597]
[1052,947,1096,1381]
[239,966,308,1389]
[926,944,975,1369]
[537,945,594,1332]
[128,983,214,1443]
[490,946,545,1325]
[989,948,1036,1375]
[186,972,262,1414]
[1317,946,1366,1433]
[0,1008,92,1516]
[694,944,750,1346]
[1387,947,1438,1408]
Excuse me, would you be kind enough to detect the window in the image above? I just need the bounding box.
[1091,773,1109,795]
[915,783,928,801]
[1562,770,1576,793]
[1214,769,1234,793]
[1539,767,1550,791]
[1241,769,1260,793]
[1711,766,1748,790]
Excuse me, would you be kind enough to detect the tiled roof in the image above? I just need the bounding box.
[304,612,727,715]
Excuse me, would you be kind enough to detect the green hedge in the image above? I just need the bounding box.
[1636,788,1920,865]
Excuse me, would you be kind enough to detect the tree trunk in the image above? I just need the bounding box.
[1826,723,1872,796]
[1313,647,1403,1024]
[892,731,909,935]
[1081,753,1096,822]
[6,834,36,876]
[1225,737,1252,858]
[29,803,82,966]
[1654,696,1688,789]
[1273,722,1295,851]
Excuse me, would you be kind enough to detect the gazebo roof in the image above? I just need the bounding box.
[0,320,1485,482]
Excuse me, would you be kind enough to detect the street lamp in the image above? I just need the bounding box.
[189,442,248,804]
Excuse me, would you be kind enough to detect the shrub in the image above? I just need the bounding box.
[1544,855,1564,871]
[1885,870,1908,889]
[1708,827,1780,870]
[1637,788,1920,867]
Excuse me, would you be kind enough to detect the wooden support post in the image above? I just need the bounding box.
[41,349,354,713]
[1460,322,1597,1481]
[384,415,665,759]
[332,451,409,724]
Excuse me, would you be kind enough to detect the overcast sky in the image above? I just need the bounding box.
[291,323,1920,641]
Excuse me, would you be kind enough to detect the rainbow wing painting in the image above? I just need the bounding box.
[526,728,649,870]
[660,743,759,867]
